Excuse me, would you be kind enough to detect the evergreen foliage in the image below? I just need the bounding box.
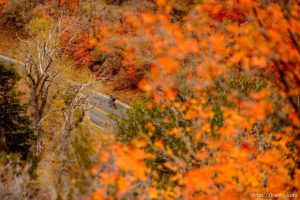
[0,62,35,160]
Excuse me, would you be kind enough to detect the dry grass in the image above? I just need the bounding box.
[0,25,26,58]
[62,65,141,105]
[93,80,141,105]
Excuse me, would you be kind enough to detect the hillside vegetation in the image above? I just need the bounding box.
[0,0,299,199]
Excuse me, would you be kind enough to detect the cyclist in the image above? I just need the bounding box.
[108,95,117,109]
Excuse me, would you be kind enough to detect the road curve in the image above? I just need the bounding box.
[0,54,130,132]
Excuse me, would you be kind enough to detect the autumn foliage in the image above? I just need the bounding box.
[0,0,299,199]
[90,0,300,199]
[0,0,7,14]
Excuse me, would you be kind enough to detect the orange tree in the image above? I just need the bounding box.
[89,0,299,199]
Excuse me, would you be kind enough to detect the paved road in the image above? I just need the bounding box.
[0,55,130,132]
[88,92,130,133]
[0,55,23,65]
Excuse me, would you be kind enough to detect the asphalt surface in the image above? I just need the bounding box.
[0,55,130,133]
[88,92,130,133]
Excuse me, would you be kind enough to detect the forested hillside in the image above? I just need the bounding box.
[0,0,299,199]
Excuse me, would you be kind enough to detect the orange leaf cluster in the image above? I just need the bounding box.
[82,0,300,198]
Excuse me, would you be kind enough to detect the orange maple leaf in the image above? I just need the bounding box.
[157,57,180,74]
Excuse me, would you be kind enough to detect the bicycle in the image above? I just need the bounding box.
[108,95,117,109]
